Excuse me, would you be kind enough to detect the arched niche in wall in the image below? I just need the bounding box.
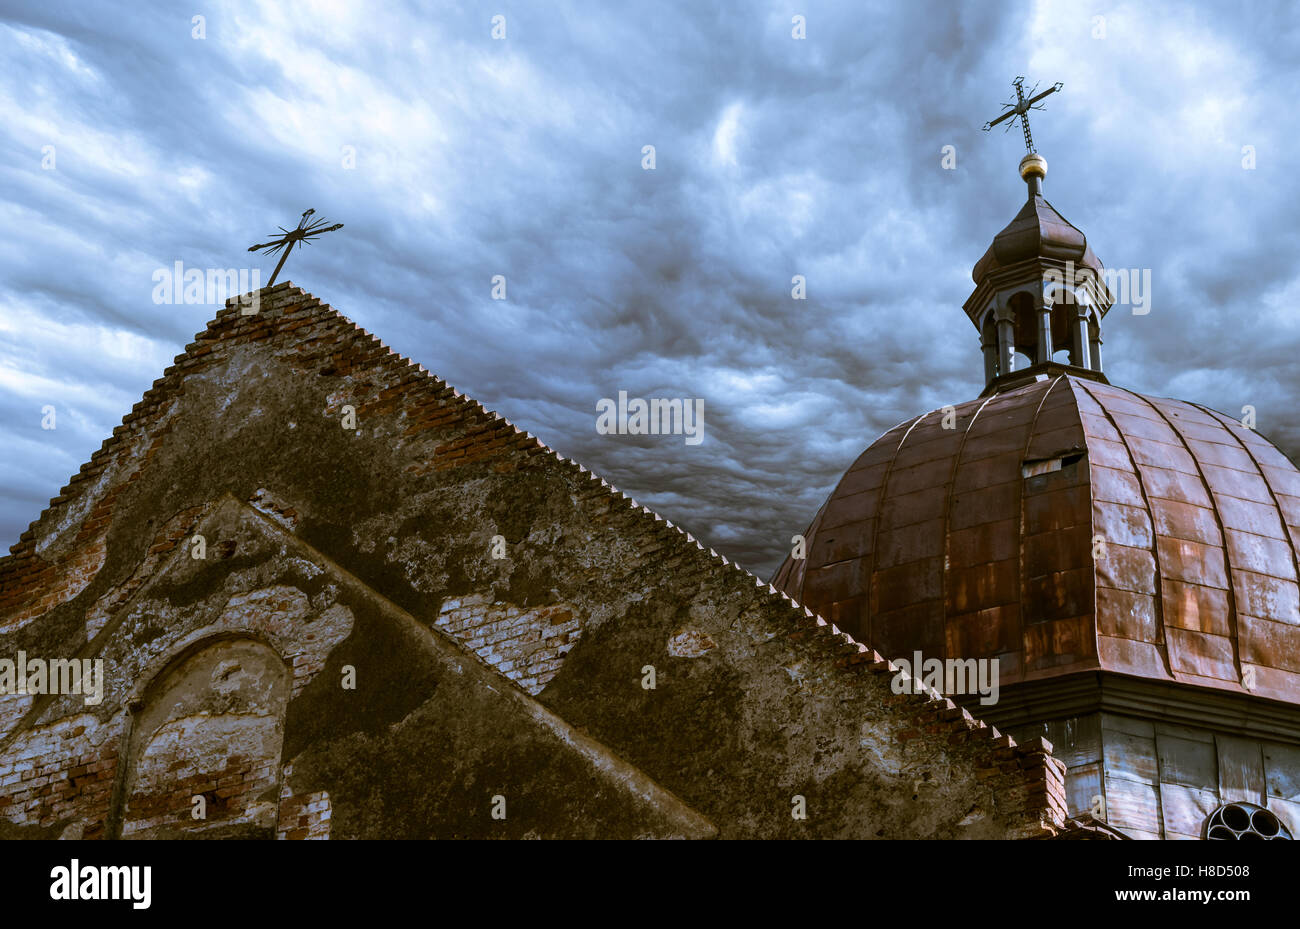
[112,635,291,839]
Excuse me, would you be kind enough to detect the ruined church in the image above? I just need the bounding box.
[1,148,1297,840]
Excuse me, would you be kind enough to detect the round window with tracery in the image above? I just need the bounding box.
[1202,802,1292,840]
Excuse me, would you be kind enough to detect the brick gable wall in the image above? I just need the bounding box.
[0,283,1070,838]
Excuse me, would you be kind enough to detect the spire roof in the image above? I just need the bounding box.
[971,157,1104,284]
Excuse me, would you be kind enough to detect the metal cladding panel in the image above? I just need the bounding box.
[1160,783,1220,839]
[891,435,958,470]
[1107,411,1182,442]
[1187,439,1259,472]
[1217,735,1267,805]
[1026,401,1080,437]
[1155,536,1230,589]
[949,480,1019,531]
[1138,466,1215,508]
[1097,635,1171,680]
[1096,586,1160,642]
[821,489,879,529]
[1233,570,1300,621]
[1025,567,1093,624]
[1203,464,1273,501]
[948,517,1019,565]
[1264,469,1300,503]
[1086,436,1140,471]
[1150,499,1224,546]
[1095,543,1159,595]
[1025,483,1090,534]
[1093,501,1155,549]
[1212,494,1289,539]
[873,557,943,613]
[806,557,865,599]
[1027,424,1086,459]
[1161,580,1232,636]
[809,517,874,566]
[834,463,889,497]
[946,602,1021,656]
[873,600,943,659]
[1240,617,1300,674]
[771,375,1300,706]
[1264,744,1300,800]
[1263,466,1300,498]
[1225,530,1294,576]
[1090,464,1146,507]
[948,558,1019,614]
[875,517,942,566]
[951,451,1020,493]
[1025,524,1092,577]
[1103,775,1163,838]
[1155,728,1217,788]
[887,457,955,496]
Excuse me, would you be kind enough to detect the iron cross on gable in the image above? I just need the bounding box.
[982,76,1063,154]
[248,209,344,287]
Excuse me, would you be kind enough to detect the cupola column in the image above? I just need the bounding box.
[995,303,1015,376]
[1036,303,1054,363]
[1089,320,1104,373]
[1070,306,1091,370]
[981,331,998,383]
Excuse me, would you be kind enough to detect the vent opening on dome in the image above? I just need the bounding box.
[1021,450,1086,479]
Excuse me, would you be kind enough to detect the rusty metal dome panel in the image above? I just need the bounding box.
[772,375,1300,704]
[971,195,1105,283]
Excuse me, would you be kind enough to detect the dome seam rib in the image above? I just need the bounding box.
[865,410,932,647]
[1018,377,1071,665]
[1071,379,1175,679]
[1123,388,1244,687]
[939,393,1000,654]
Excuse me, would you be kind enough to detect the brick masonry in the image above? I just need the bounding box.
[0,714,117,839]
[278,767,331,840]
[434,595,580,695]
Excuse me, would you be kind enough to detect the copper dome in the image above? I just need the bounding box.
[773,375,1300,704]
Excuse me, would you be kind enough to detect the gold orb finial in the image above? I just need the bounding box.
[1019,152,1048,180]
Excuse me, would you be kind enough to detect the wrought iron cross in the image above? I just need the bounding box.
[981,76,1063,154]
[247,209,344,287]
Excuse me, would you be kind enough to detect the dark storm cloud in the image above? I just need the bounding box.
[2,0,1298,578]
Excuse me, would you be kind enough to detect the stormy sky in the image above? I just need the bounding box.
[2,0,1298,579]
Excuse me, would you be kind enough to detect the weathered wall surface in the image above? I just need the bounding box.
[0,284,1069,839]
[1010,712,1300,840]
[4,497,716,839]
